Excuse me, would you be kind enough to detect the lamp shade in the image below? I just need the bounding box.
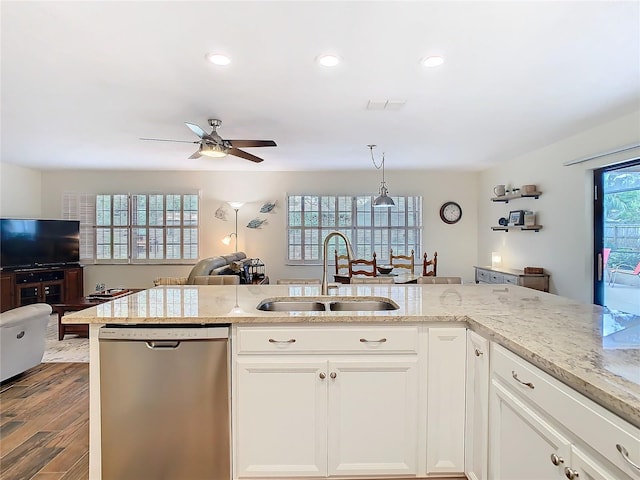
[373,192,395,207]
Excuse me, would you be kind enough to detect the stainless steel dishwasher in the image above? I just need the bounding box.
[99,325,230,480]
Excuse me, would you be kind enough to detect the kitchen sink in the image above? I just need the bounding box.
[256,297,399,312]
[257,300,326,312]
[328,300,398,311]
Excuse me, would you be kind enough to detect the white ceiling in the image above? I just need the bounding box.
[1,1,639,172]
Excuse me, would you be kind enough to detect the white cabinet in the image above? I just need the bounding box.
[465,330,489,480]
[233,325,423,479]
[327,359,418,477]
[490,380,571,479]
[489,343,640,480]
[235,359,328,477]
[426,327,467,474]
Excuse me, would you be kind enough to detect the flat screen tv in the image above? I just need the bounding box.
[1,219,80,269]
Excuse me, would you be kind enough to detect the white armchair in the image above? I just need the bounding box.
[0,303,52,382]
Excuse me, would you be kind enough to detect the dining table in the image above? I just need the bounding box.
[333,273,419,284]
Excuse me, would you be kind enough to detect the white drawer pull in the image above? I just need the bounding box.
[474,348,484,357]
[268,338,296,344]
[617,443,640,471]
[512,370,535,389]
[360,338,387,343]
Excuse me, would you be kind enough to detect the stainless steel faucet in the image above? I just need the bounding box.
[322,231,355,295]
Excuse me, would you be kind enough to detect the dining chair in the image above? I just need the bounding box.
[390,248,414,273]
[335,249,350,276]
[422,251,438,276]
[350,276,395,284]
[418,276,461,284]
[349,252,378,277]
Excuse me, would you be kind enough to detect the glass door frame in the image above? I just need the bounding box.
[593,158,640,306]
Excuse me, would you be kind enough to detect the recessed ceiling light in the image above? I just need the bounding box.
[206,53,231,66]
[422,55,444,68]
[317,54,341,67]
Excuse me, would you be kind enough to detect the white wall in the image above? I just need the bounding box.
[0,163,42,217]
[40,169,479,292]
[478,110,640,303]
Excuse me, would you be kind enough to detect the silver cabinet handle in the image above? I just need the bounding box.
[550,453,564,466]
[360,338,387,343]
[319,372,326,379]
[330,372,337,379]
[511,370,535,389]
[564,467,579,479]
[268,338,296,344]
[475,348,484,357]
[617,444,640,471]
[146,341,180,349]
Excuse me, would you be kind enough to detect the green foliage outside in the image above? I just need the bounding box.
[604,170,640,268]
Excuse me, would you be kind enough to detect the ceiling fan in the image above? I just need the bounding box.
[140,119,276,163]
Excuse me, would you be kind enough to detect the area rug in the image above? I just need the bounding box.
[43,314,89,363]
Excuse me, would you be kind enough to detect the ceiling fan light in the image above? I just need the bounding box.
[199,144,227,157]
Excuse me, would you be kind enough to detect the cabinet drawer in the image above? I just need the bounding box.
[492,344,640,476]
[489,273,504,283]
[236,325,419,355]
[502,275,518,285]
[476,269,490,283]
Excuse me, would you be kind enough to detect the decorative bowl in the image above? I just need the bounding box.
[377,265,393,275]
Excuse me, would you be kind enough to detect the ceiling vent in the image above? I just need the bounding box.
[367,100,407,110]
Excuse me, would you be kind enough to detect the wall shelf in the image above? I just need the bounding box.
[491,191,541,203]
[491,225,543,232]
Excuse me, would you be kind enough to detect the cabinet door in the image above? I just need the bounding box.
[465,331,489,480]
[64,267,83,300]
[234,358,327,478]
[1,273,14,312]
[426,327,466,474]
[17,283,41,306]
[489,380,569,479]
[327,358,419,477]
[42,280,64,304]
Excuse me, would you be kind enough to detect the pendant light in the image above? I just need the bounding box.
[368,145,395,208]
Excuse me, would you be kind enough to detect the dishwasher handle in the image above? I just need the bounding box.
[146,341,181,349]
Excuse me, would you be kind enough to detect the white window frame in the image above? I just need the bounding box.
[63,192,200,264]
[287,194,422,265]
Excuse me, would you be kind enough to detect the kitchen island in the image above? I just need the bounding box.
[65,283,640,479]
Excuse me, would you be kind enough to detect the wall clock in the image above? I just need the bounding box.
[439,201,462,224]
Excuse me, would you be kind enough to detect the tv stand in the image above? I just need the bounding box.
[1,265,84,313]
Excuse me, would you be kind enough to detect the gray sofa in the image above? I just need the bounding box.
[154,252,251,286]
[0,303,52,382]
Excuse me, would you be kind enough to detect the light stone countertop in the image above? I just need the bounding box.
[64,283,640,428]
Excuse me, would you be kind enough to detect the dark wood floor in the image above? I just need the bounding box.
[0,363,89,480]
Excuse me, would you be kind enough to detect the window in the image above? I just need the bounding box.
[287,195,422,264]
[64,192,199,263]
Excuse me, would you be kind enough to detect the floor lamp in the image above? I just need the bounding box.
[222,202,244,252]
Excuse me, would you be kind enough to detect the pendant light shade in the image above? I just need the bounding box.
[368,145,395,208]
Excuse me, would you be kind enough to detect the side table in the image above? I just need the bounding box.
[53,289,142,340]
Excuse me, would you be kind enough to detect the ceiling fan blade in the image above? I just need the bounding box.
[228,140,277,148]
[184,122,209,139]
[140,137,198,144]
[188,150,202,159]
[228,147,264,163]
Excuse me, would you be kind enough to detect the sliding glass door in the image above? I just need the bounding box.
[593,159,640,315]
